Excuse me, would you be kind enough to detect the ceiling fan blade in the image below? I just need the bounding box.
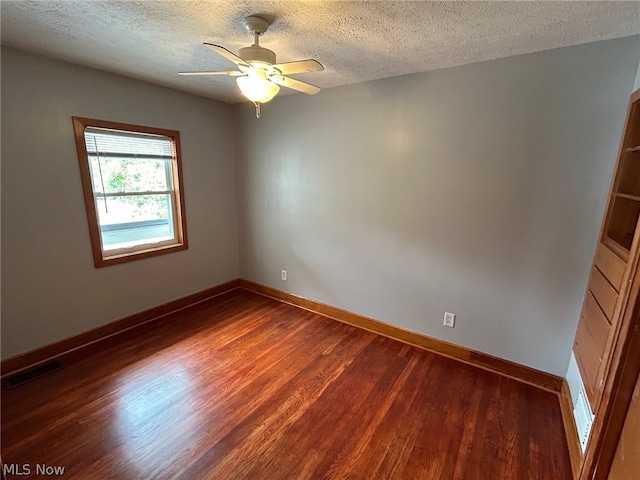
[272,59,324,75]
[271,75,321,95]
[203,43,250,68]
[178,70,245,76]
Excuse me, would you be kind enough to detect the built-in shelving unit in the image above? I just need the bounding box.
[604,146,640,257]
[574,90,640,416]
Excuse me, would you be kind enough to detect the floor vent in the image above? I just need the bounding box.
[4,360,63,390]
[574,385,595,452]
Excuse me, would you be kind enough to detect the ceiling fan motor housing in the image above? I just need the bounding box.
[239,45,276,66]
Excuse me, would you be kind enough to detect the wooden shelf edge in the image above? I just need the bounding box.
[615,193,640,202]
[602,238,630,262]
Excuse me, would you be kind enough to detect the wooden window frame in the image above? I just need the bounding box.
[72,117,188,268]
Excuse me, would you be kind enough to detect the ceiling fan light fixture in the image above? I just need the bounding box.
[182,15,324,117]
[236,75,279,103]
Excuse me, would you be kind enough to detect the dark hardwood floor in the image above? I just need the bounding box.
[1,289,572,479]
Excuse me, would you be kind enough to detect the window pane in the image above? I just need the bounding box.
[96,194,175,251]
[90,157,172,193]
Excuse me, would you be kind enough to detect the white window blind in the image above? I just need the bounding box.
[84,127,175,159]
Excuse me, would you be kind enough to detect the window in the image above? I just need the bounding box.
[72,117,187,267]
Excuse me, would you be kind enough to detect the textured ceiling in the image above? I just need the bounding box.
[1,1,639,104]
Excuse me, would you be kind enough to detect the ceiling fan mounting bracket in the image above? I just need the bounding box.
[243,15,270,36]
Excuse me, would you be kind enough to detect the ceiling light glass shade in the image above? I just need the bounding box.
[236,75,280,103]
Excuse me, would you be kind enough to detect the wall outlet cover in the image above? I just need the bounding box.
[444,312,456,328]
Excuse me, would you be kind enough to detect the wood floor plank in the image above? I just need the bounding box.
[332,354,418,478]
[451,373,484,480]
[240,336,404,480]
[1,289,572,479]
[311,347,418,479]
[176,330,375,480]
[345,349,431,479]
[374,353,451,479]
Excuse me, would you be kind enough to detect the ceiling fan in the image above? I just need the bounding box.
[179,15,324,117]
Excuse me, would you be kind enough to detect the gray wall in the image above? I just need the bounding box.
[1,47,239,358]
[235,36,640,376]
[3,37,638,373]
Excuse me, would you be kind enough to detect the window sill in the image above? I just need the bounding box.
[95,242,188,268]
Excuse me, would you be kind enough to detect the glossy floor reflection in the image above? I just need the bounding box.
[1,289,572,479]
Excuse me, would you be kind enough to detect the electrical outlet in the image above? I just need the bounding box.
[281,270,287,281]
[443,312,456,328]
